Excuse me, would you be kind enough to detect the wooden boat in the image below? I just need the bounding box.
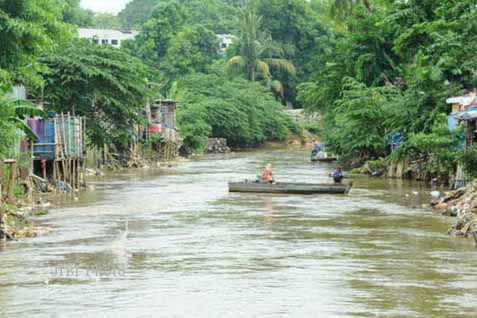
[311,157,337,162]
[228,181,353,195]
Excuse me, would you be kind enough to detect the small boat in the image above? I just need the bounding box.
[310,150,337,162]
[311,157,337,162]
[228,181,353,195]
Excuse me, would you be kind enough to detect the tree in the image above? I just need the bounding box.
[160,25,220,84]
[329,0,372,17]
[255,0,332,104]
[176,72,300,150]
[122,1,188,66]
[93,13,120,29]
[0,0,73,86]
[41,40,151,148]
[63,0,94,27]
[118,0,160,30]
[227,8,295,98]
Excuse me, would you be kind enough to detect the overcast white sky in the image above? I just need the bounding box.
[80,0,132,14]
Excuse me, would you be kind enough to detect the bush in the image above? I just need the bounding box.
[176,73,299,150]
[393,116,462,180]
[460,149,477,179]
[177,103,211,152]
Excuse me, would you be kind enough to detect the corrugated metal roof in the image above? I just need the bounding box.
[446,96,475,106]
[450,111,477,120]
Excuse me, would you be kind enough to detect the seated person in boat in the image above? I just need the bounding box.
[311,140,321,156]
[261,164,275,183]
[330,167,344,183]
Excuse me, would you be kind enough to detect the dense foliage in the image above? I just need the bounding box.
[63,0,94,27]
[41,41,151,148]
[226,8,296,101]
[298,0,477,180]
[176,72,300,151]
[4,0,476,182]
[118,0,159,30]
[0,0,72,86]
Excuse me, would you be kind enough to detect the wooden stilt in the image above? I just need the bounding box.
[53,160,57,186]
[72,159,76,193]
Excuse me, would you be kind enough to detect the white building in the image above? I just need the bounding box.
[217,34,236,52]
[78,28,139,48]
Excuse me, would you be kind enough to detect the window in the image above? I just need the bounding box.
[101,39,109,45]
[111,39,119,46]
[221,43,227,49]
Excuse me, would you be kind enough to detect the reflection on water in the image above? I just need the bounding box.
[0,149,476,318]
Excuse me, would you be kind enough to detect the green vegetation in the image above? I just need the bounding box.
[118,0,159,30]
[460,150,477,180]
[92,13,120,29]
[0,0,69,159]
[41,40,151,149]
[0,0,72,86]
[122,0,303,150]
[227,8,296,100]
[175,72,300,151]
[3,0,476,182]
[298,0,477,181]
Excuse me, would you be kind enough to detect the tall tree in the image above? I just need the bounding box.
[41,40,151,148]
[255,0,332,104]
[227,9,295,98]
[0,0,72,86]
[160,25,220,84]
[118,0,160,30]
[122,1,188,66]
[63,0,94,27]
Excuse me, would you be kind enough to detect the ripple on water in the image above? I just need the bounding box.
[1,149,477,318]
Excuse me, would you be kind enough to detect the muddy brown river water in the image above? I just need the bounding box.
[1,149,476,317]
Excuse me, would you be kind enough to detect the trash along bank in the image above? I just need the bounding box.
[431,181,477,246]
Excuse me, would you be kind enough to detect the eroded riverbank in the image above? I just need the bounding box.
[1,149,476,318]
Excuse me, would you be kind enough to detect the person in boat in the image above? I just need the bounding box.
[311,140,323,160]
[311,140,321,155]
[330,167,344,183]
[261,163,275,183]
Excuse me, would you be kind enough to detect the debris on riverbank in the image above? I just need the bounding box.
[431,181,477,246]
[206,138,231,154]
[1,201,54,241]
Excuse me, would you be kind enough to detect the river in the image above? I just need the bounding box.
[1,149,476,317]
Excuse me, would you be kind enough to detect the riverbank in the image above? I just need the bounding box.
[431,181,477,246]
[1,200,54,240]
[2,148,475,318]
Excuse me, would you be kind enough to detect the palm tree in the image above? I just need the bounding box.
[227,8,296,97]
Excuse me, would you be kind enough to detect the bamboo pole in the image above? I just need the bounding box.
[0,160,3,204]
[53,160,57,191]
[60,113,66,183]
[72,159,76,192]
[82,116,86,187]
[7,161,17,203]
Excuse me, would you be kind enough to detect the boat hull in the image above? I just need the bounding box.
[311,157,337,162]
[228,182,352,194]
